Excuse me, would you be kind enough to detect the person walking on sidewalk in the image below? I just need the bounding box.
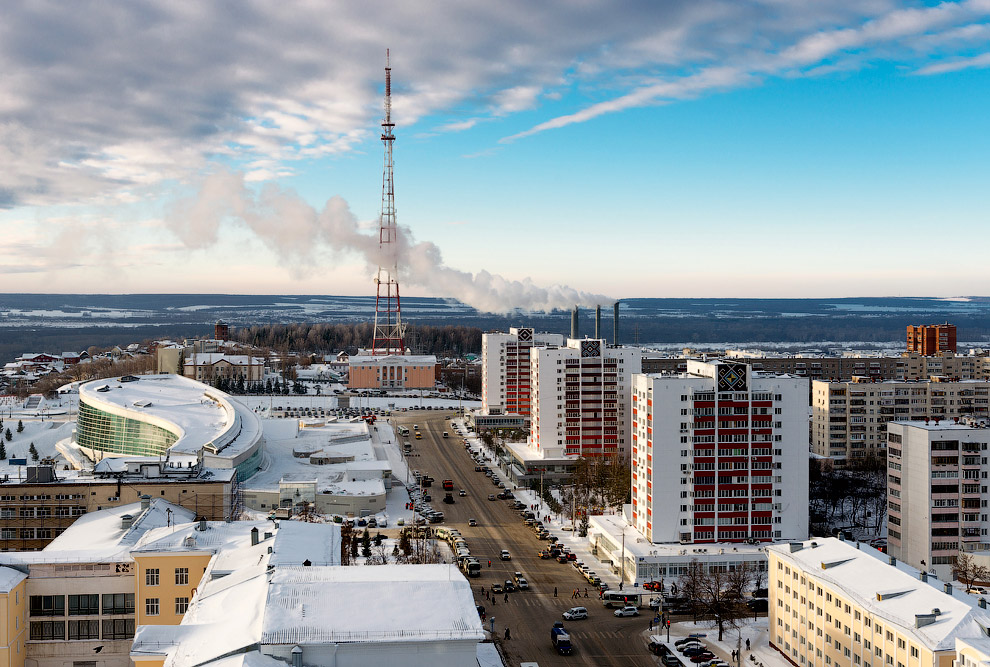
[554,586,558,597]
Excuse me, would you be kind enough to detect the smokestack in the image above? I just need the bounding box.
[571,306,579,340]
[595,305,601,340]
[613,301,620,345]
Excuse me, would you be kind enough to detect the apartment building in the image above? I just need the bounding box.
[528,338,642,459]
[812,378,990,463]
[630,360,808,544]
[481,328,563,421]
[886,420,990,581]
[768,537,990,667]
[908,324,957,356]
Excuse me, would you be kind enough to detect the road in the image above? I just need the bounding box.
[393,411,657,667]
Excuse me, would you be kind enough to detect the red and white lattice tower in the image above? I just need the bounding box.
[371,50,405,356]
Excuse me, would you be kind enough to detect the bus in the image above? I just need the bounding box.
[601,590,651,609]
[397,426,410,437]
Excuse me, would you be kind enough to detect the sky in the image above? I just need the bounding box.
[2,0,990,312]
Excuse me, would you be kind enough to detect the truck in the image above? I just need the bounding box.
[442,479,454,491]
[551,623,573,655]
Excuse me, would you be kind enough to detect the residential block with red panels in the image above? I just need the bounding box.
[481,328,563,423]
[528,338,642,460]
[907,323,957,356]
[630,360,808,545]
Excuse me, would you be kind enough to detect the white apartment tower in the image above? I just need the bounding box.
[887,419,990,581]
[631,360,809,544]
[481,328,563,420]
[529,338,642,459]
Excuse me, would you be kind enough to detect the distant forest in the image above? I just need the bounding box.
[233,323,483,356]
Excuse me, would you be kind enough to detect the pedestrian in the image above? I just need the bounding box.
[649,618,654,631]
[746,638,751,651]
[492,597,496,606]
[504,627,511,640]
[488,559,491,568]
[584,588,588,598]
[554,586,558,597]
[504,593,508,603]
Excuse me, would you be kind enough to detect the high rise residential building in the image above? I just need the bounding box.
[886,419,990,581]
[812,378,990,463]
[528,338,642,459]
[908,323,957,356]
[768,537,990,667]
[630,360,808,544]
[481,328,563,421]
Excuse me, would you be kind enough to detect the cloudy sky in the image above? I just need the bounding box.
[2,0,990,311]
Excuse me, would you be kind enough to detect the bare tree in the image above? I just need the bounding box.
[953,552,990,590]
[679,560,756,641]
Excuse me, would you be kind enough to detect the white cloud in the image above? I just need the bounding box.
[916,50,990,74]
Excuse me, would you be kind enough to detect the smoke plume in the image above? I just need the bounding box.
[165,170,613,314]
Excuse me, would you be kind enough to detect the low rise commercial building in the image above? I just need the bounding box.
[346,354,438,390]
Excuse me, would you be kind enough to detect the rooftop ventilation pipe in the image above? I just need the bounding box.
[250,527,259,546]
[944,583,953,596]
[981,598,988,609]
[198,518,207,532]
[120,514,134,530]
[889,555,897,566]
[291,646,302,667]
[140,495,151,511]
[920,571,928,583]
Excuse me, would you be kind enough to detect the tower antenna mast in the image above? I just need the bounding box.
[371,49,405,355]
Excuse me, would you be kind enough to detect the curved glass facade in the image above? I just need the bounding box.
[76,400,179,456]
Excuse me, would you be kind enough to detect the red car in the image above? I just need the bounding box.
[643,581,662,591]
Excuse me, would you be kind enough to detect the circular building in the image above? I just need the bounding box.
[75,374,264,481]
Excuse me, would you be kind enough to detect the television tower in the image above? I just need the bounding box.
[371,49,405,356]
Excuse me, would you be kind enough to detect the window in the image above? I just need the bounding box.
[67,620,100,640]
[102,593,135,615]
[68,594,99,616]
[29,620,65,640]
[175,567,189,585]
[101,618,135,640]
[145,598,160,616]
[145,568,160,586]
[175,597,189,615]
[29,595,64,617]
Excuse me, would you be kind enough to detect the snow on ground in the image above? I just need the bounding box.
[659,617,787,667]
[0,419,74,470]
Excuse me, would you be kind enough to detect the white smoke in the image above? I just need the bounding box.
[165,169,613,314]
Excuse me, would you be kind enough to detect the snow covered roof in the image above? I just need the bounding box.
[0,566,27,592]
[261,564,483,644]
[769,538,990,652]
[185,353,263,366]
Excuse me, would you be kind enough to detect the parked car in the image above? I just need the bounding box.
[643,580,663,591]
[562,606,588,620]
[746,598,769,612]
[688,652,716,663]
[488,494,497,501]
[614,606,640,617]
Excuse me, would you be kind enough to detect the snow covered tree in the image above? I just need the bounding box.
[29,443,39,461]
[4,428,10,442]
[16,420,24,433]
[0,443,6,460]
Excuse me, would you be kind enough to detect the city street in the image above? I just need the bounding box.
[394,411,658,666]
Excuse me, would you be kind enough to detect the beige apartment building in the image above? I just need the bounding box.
[811,377,990,463]
[768,537,990,667]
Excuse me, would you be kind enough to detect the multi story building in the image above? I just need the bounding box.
[908,323,957,356]
[346,354,438,389]
[630,360,808,544]
[768,537,990,667]
[182,353,264,383]
[812,377,990,463]
[529,338,642,459]
[481,328,563,422]
[886,420,990,581]
[0,460,236,552]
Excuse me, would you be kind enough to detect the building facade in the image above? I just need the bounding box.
[768,537,990,667]
[182,354,264,383]
[481,328,563,421]
[346,354,438,390]
[631,360,808,544]
[886,420,990,581]
[908,324,957,356]
[528,339,642,460]
[812,378,990,463]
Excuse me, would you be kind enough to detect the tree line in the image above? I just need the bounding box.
[232,323,483,356]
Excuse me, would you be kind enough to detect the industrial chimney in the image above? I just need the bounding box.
[595,305,601,340]
[613,302,620,345]
[571,306,579,340]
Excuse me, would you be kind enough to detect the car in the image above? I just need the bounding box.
[503,580,515,592]
[969,586,989,595]
[458,489,467,496]
[356,518,367,527]
[566,553,577,561]
[474,466,484,472]
[747,598,769,612]
[688,652,716,663]
[661,658,685,667]
[643,580,663,591]
[500,550,511,561]
[491,583,503,594]
[674,637,706,648]
[647,637,670,656]
[562,606,588,620]
[488,494,497,501]
[378,516,388,527]
[516,577,528,590]
[367,517,378,528]
[556,554,569,563]
[614,606,640,617]
[538,550,552,559]
[468,518,477,526]
[681,646,710,657]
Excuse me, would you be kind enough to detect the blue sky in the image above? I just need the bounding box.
[2,1,990,312]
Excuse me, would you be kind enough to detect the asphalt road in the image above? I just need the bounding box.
[394,411,657,667]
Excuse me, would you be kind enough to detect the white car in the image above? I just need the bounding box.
[500,550,511,561]
[562,606,588,620]
[613,606,640,617]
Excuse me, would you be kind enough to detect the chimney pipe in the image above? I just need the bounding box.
[571,306,579,340]
[291,646,302,667]
[613,302,619,345]
[889,555,897,566]
[199,518,207,532]
[944,582,953,595]
[250,526,259,546]
[120,514,134,530]
[980,598,987,609]
[595,305,601,340]
[140,494,151,511]
[920,571,928,582]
